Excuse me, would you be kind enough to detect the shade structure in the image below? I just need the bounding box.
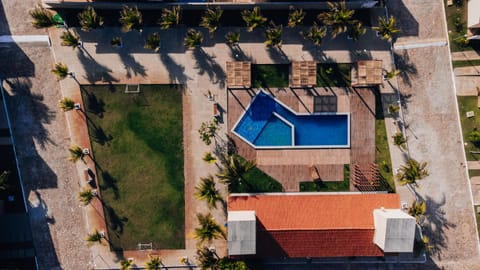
[290,61,317,87]
[353,60,383,86]
[227,61,251,88]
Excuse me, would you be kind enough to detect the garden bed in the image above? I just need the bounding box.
[251,64,289,88]
[299,165,350,192]
[317,63,351,87]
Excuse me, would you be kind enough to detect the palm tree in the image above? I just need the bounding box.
[68,145,85,163]
[202,152,217,163]
[225,31,240,46]
[144,32,160,52]
[318,1,357,38]
[30,5,54,28]
[119,259,134,270]
[194,213,226,245]
[287,8,305,28]
[195,175,223,209]
[159,6,181,29]
[51,62,71,81]
[85,229,104,245]
[264,22,283,48]
[0,171,10,191]
[302,22,327,47]
[413,235,433,257]
[373,15,400,42]
[384,69,401,80]
[408,200,427,224]
[395,158,428,187]
[119,5,142,32]
[78,6,104,32]
[184,29,203,49]
[200,7,223,35]
[392,132,407,151]
[58,97,75,112]
[78,188,96,206]
[216,154,255,192]
[241,7,267,32]
[196,246,217,269]
[145,255,162,270]
[60,30,81,49]
[347,22,366,41]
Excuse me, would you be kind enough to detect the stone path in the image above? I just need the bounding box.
[452,50,480,61]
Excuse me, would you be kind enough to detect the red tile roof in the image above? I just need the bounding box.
[228,193,400,258]
[228,193,400,230]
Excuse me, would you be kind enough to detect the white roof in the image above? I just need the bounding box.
[468,0,480,28]
[373,209,416,253]
[227,211,256,256]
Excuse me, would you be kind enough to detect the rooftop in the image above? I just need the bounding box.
[228,193,400,230]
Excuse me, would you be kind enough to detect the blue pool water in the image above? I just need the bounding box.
[233,92,349,147]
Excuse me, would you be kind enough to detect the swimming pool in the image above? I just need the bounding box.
[232,91,350,148]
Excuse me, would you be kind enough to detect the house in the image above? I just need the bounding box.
[227,193,416,258]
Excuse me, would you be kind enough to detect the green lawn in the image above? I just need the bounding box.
[374,90,395,192]
[299,165,350,192]
[444,0,480,52]
[81,85,184,250]
[452,60,480,68]
[233,156,283,193]
[317,63,351,87]
[457,96,480,160]
[251,64,289,88]
[469,170,480,178]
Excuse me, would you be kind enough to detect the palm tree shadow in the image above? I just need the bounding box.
[118,51,147,79]
[159,53,191,84]
[77,49,119,84]
[192,48,226,88]
[394,50,418,87]
[418,193,456,259]
[100,171,120,200]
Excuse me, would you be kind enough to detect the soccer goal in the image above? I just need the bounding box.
[137,242,153,250]
[125,84,140,94]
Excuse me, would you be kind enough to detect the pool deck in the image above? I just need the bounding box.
[227,86,376,191]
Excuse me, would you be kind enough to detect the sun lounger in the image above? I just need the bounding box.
[213,102,220,118]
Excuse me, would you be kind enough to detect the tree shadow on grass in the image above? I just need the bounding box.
[100,171,120,200]
[192,48,226,88]
[102,203,129,250]
[84,92,105,117]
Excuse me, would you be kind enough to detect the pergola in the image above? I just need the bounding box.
[290,61,317,87]
[226,61,251,88]
[353,60,383,87]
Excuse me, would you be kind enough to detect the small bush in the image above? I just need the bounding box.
[469,130,480,146]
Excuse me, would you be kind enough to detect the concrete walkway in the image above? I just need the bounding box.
[452,50,480,61]
[387,0,480,269]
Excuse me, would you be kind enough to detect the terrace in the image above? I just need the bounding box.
[227,62,385,192]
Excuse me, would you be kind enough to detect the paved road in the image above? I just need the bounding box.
[387,0,480,269]
[0,0,92,269]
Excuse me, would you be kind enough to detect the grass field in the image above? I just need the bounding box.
[452,60,480,68]
[233,156,283,193]
[317,63,351,87]
[457,96,480,161]
[81,84,184,250]
[299,165,350,192]
[251,64,289,88]
[374,89,395,192]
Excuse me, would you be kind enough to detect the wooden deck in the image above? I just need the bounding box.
[349,88,376,191]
